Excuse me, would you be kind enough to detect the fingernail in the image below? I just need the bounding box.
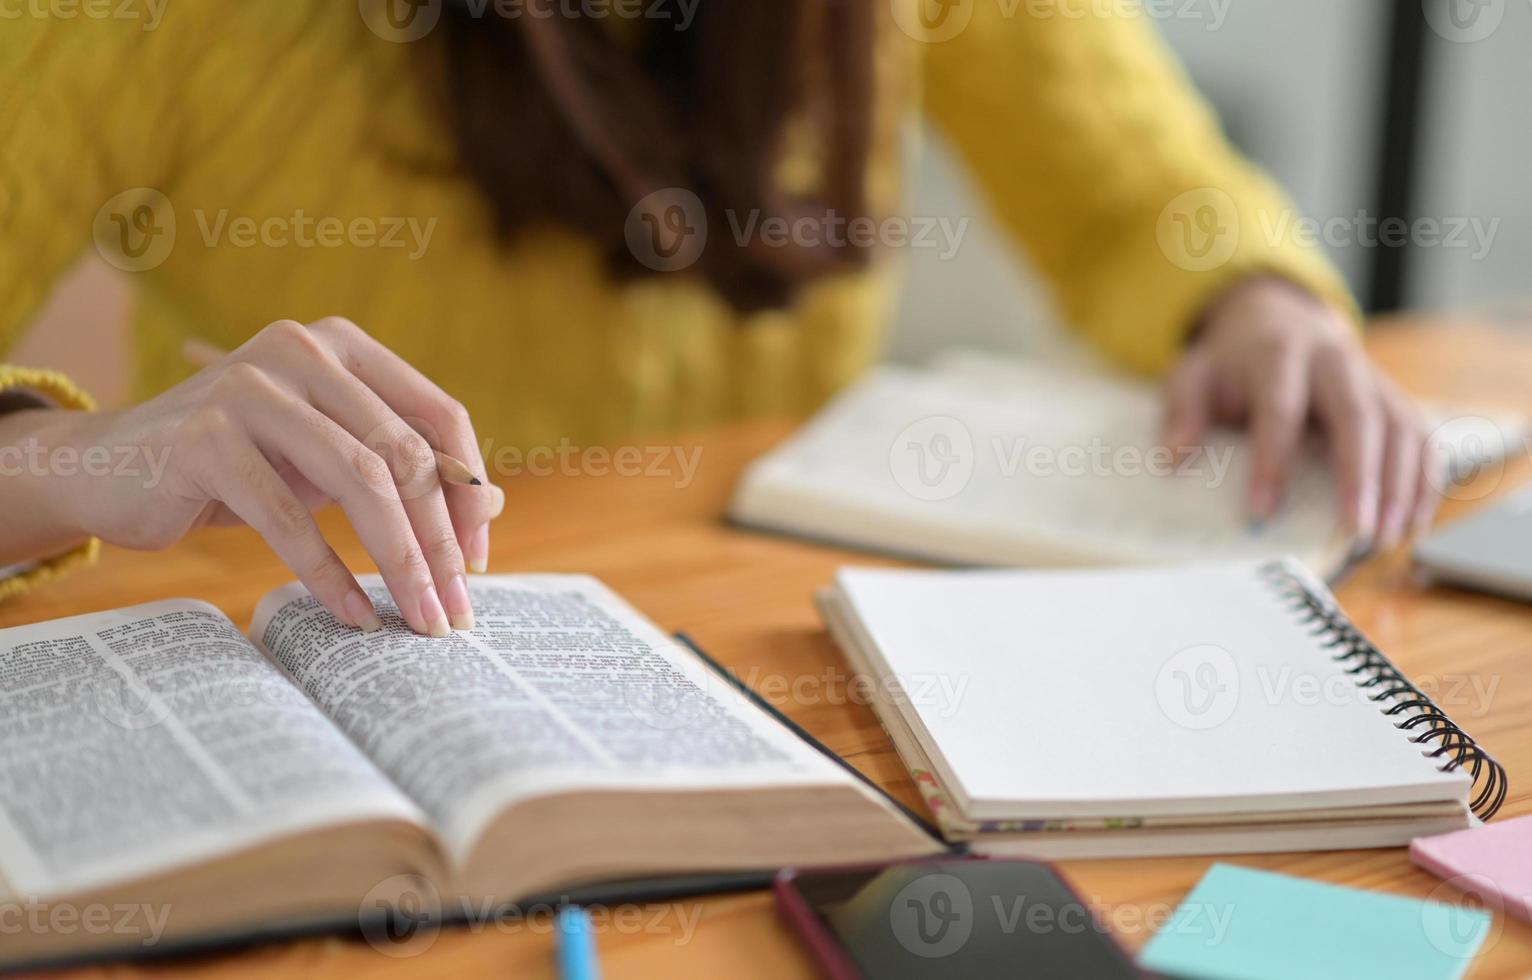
[468,522,489,575]
[1250,483,1277,520]
[487,484,506,519]
[1356,489,1380,543]
[1379,505,1407,551]
[443,574,474,631]
[419,585,450,638]
[1348,493,1384,554]
[344,591,382,633]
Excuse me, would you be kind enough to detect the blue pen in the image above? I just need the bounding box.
[556,905,601,980]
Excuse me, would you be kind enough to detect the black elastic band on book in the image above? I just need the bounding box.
[1258,562,1508,821]
[675,633,956,849]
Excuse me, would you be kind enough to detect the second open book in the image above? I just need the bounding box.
[731,354,1528,577]
[819,558,1506,859]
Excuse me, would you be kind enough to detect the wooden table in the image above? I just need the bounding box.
[10,321,1532,979]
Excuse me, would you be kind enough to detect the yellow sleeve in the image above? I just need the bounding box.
[0,18,162,597]
[0,7,345,599]
[0,368,100,602]
[0,15,180,340]
[917,5,1358,375]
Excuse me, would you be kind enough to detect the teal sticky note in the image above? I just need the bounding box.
[1140,863,1491,980]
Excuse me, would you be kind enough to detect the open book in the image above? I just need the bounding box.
[0,576,941,967]
[732,353,1527,578]
[818,558,1506,859]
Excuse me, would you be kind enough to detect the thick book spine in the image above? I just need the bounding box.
[1260,561,1508,820]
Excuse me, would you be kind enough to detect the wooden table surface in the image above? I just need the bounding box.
[10,320,1532,979]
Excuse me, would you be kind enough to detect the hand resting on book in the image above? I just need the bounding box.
[1166,278,1438,550]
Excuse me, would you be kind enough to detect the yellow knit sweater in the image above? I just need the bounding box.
[0,1,1352,595]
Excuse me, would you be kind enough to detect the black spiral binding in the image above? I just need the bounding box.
[1260,560,1507,821]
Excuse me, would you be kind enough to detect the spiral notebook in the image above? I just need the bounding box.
[818,558,1506,858]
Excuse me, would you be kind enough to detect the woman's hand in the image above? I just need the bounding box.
[10,318,503,635]
[1163,278,1439,550]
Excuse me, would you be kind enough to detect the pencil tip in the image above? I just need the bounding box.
[469,477,482,486]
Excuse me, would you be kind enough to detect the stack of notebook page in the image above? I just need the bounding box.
[818,558,1506,859]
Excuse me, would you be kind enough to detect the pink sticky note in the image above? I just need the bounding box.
[1411,815,1532,922]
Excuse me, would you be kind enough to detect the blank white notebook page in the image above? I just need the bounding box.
[835,562,1470,819]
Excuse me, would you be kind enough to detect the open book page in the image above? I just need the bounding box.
[251,575,866,869]
[0,601,425,899]
[740,354,1526,577]
[732,365,1350,572]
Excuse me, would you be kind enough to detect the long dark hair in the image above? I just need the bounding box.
[438,0,876,313]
